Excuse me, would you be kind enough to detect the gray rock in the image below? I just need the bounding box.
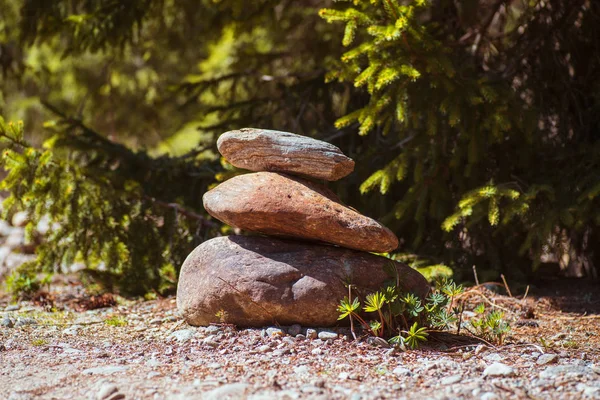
[367,336,391,348]
[169,329,196,343]
[392,367,412,377]
[1,317,14,328]
[539,365,595,379]
[483,363,515,377]
[441,374,462,385]
[82,365,129,375]
[202,336,219,348]
[203,172,399,253]
[217,128,355,181]
[203,383,250,400]
[204,325,221,334]
[177,236,429,327]
[536,353,559,366]
[318,330,338,341]
[306,329,318,340]
[62,325,82,335]
[483,353,504,362]
[288,324,302,336]
[480,393,500,400]
[258,344,271,353]
[294,365,310,376]
[272,348,290,356]
[14,317,37,327]
[4,304,20,312]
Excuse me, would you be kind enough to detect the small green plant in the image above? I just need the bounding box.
[104,315,127,327]
[562,340,579,349]
[5,263,52,300]
[338,267,466,348]
[469,304,511,345]
[31,339,48,346]
[215,309,229,324]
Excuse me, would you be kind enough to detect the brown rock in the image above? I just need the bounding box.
[217,128,355,181]
[203,172,399,253]
[177,235,430,327]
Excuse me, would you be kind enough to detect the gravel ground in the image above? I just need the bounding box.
[1,209,600,399]
[1,292,600,400]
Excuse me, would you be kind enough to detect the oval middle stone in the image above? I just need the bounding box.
[202,172,399,253]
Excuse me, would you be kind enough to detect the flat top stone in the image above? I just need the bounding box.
[217,128,355,181]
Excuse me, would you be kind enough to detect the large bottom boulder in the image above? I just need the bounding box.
[177,235,430,327]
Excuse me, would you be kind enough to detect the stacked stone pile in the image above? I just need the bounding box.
[177,128,429,327]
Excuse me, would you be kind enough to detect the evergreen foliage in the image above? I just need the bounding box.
[1,0,599,295]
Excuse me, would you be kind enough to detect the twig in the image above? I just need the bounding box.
[217,277,279,327]
[348,285,358,341]
[504,343,545,354]
[456,301,464,336]
[472,265,480,286]
[144,196,219,228]
[457,289,512,313]
[500,274,513,297]
[472,0,506,55]
[522,285,530,301]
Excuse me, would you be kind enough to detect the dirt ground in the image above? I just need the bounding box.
[1,277,599,400]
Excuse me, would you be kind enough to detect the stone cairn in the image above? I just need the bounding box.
[177,128,429,328]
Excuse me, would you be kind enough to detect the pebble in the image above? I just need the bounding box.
[480,392,500,400]
[539,365,595,379]
[306,329,318,340]
[205,325,221,334]
[441,374,462,385]
[4,304,20,312]
[318,330,338,341]
[203,336,220,348]
[288,324,302,337]
[392,367,412,377]
[1,317,14,328]
[170,329,196,343]
[294,365,310,376]
[536,353,559,365]
[82,366,129,375]
[62,325,82,335]
[367,336,390,348]
[203,383,250,400]
[266,327,285,337]
[483,363,515,377]
[96,383,118,400]
[14,317,37,327]
[311,348,323,355]
[11,211,29,227]
[258,345,272,353]
[272,348,290,356]
[483,353,503,362]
